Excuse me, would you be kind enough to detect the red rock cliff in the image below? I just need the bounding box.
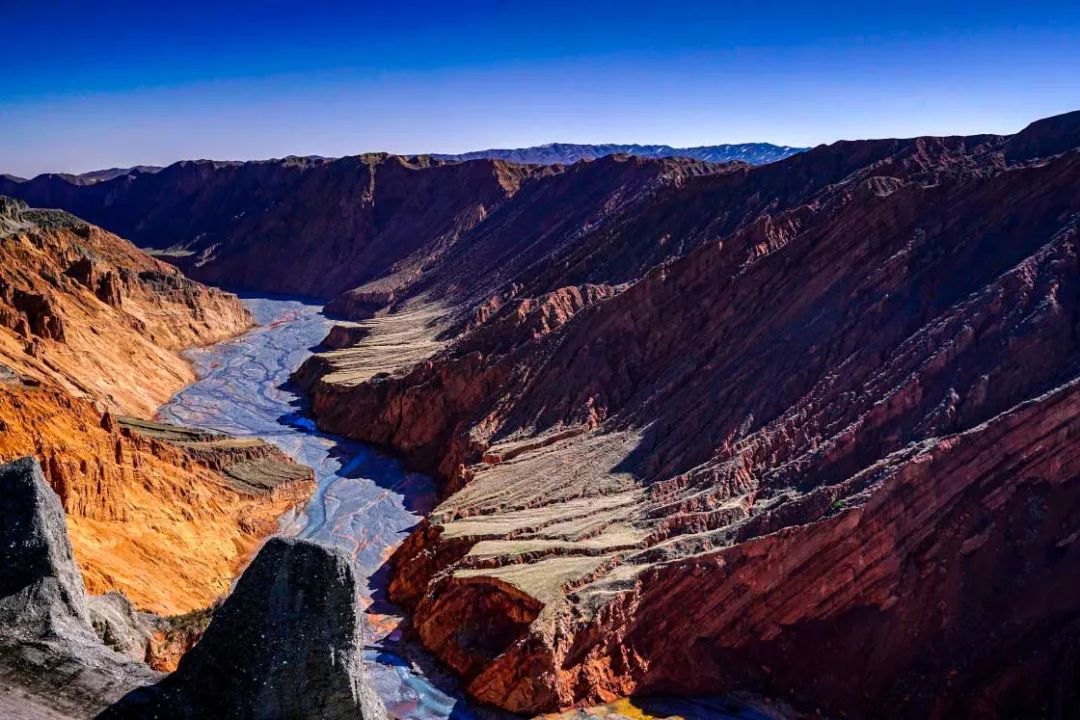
[301,113,1080,717]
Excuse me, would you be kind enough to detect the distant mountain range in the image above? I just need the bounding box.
[433,141,807,165]
[7,143,804,185]
[66,165,165,184]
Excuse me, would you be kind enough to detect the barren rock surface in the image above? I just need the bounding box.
[0,196,251,416]
[0,202,313,615]
[0,457,159,718]
[0,368,314,616]
[0,155,542,299]
[101,537,386,720]
[295,111,1080,717]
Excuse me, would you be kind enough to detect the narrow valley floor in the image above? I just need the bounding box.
[155,295,474,720]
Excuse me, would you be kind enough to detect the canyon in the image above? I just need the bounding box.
[0,198,315,674]
[1,109,1078,719]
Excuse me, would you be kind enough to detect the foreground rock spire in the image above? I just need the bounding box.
[102,537,387,720]
[0,456,93,635]
[0,457,158,717]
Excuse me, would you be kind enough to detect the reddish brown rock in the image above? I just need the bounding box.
[321,323,373,349]
[300,112,1080,718]
[0,380,315,615]
[2,155,547,300]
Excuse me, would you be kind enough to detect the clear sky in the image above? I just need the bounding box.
[1,0,1078,177]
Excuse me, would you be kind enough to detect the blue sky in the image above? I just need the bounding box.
[2,0,1078,177]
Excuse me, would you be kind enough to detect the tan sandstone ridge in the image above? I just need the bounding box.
[0,197,313,620]
[294,112,1080,717]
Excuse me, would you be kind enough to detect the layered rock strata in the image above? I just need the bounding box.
[297,111,1080,717]
[0,376,314,615]
[0,154,721,307]
[0,196,251,416]
[0,200,313,616]
[1,156,543,298]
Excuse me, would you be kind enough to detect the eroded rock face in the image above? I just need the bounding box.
[0,457,159,718]
[103,538,386,720]
[0,196,252,416]
[321,322,372,349]
[0,381,315,615]
[0,156,543,299]
[295,111,1080,717]
[0,200,313,617]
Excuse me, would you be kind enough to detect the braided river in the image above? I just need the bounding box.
[157,295,475,720]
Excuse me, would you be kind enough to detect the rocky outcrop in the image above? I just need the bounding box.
[294,110,1080,717]
[116,417,314,496]
[65,257,122,307]
[1,457,93,635]
[102,538,387,720]
[86,593,156,662]
[321,322,372,349]
[1,460,376,720]
[0,457,159,718]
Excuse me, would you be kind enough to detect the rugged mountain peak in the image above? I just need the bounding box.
[1004,109,1080,161]
[104,537,386,720]
[0,456,93,639]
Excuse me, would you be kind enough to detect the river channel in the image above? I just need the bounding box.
[156,295,475,720]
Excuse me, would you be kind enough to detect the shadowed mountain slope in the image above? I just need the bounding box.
[294,110,1080,717]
